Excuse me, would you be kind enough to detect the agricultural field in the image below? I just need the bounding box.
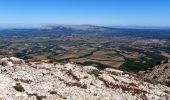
[0,26,170,73]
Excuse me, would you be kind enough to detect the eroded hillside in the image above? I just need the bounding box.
[0,57,169,100]
[141,59,170,87]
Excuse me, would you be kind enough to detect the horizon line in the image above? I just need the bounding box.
[0,23,170,29]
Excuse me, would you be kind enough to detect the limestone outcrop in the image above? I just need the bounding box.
[0,57,169,100]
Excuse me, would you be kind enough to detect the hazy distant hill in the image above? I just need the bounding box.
[41,24,110,31]
[111,25,170,29]
[0,24,170,39]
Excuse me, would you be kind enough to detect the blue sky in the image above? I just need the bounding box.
[0,0,170,27]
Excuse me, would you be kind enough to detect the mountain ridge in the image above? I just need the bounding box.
[0,57,169,100]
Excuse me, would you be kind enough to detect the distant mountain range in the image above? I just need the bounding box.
[1,24,170,40]
[111,25,170,29]
[0,24,170,30]
[41,24,112,31]
[42,24,170,30]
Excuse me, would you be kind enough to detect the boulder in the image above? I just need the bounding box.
[9,57,25,64]
[0,58,9,65]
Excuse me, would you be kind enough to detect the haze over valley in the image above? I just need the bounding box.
[0,0,170,99]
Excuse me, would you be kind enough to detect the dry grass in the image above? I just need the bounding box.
[88,69,101,77]
[98,77,147,96]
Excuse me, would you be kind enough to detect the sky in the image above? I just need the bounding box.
[0,0,170,28]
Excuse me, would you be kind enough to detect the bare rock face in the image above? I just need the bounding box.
[9,57,25,64]
[142,60,170,87]
[0,57,170,100]
[0,57,24,67]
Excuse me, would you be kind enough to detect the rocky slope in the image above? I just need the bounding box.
[0,57,170,100]
[142,59,170,87]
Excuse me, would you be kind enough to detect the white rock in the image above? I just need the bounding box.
[0,57,169,100]
[9,57,25,64]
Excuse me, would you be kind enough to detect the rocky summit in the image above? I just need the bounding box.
[0,57,169,100]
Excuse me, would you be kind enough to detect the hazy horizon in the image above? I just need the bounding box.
[0,0,170,27]
[0,23,170,29]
